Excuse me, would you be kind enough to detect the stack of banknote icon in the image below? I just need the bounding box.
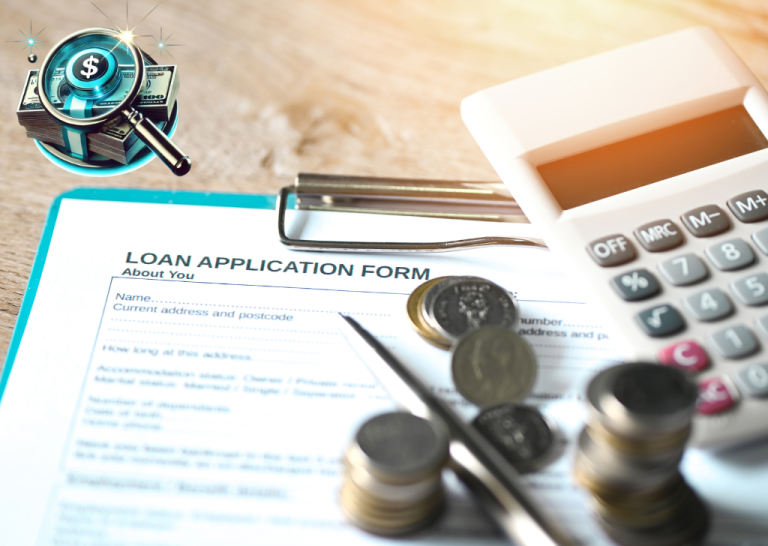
[16,65,178,164]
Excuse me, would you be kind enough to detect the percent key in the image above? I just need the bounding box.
[610,269,660,301]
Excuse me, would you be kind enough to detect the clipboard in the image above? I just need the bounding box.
[2,187,767,545]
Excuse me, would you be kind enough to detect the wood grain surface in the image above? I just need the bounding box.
[2,0,768,370]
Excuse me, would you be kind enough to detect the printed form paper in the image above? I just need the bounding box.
[0,195,766,546]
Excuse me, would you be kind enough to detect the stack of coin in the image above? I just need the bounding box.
[406,276,519,349]
[340,412,449,536]
[574,363,709,546]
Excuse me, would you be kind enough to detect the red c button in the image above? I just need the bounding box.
[658,340,709,372]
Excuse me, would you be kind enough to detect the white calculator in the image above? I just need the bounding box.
[462,27,768,449]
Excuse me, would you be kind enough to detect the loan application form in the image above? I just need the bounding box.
[0,192,766,545]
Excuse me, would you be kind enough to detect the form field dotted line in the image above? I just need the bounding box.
[102,340,345,355]
[105,328,396,340]
[105,334,344,344]
[108,319,339,334]
[528,344,618,352]
[143,301,391,316]
[536,355,623,363]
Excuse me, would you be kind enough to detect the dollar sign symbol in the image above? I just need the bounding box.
[80,55,100,80]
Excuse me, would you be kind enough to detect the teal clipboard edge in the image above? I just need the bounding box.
[0,187,278,404]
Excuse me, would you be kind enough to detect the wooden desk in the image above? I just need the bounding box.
[2,0,768,369]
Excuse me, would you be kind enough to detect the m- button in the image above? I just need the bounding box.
[634,219,683,252]
[587,234,636,267]
[727,190,768,223]
[681,205,730,237]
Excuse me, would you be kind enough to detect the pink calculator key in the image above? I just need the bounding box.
[658,340,709,372]
[697,377,737,415]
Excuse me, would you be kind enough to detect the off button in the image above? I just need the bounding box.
[587,234,636,267]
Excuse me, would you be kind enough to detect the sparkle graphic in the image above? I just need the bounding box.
[149,27,183,58]
[91,0,157,53]
[7,22,47,53]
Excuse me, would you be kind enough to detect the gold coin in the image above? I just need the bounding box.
[339,481,444,535]
[588,421,691,455]
[341,480,444,518]
[343,468,442,506]
[590,474,684,507]
[572,452,679,498]
[590,480,690,529]
[406,277,452,349]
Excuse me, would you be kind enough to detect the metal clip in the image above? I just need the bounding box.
[277,174,546,253]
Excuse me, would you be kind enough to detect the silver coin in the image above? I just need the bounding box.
[426,278,518,342]
[419,276,479,334]
[451,326,537,406]
[472,404,557,473]
[347,412,449,482]
[587,363,698,438]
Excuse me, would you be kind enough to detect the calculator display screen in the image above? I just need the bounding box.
[536,105,768,210]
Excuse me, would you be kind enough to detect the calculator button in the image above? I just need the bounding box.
[704,238,754,271]
[636,304,684,337]
[731,273,768,306]
[657,253,708,286]
[610,269,659,301]
[681,205,730,237]
[633,219,683,252]
[697,377,738,415]
[735,364,768,397]
[752,227,768,255]
[587,235,635,267]
[658,340,709,372]
[709,325,759,359]
[683,288,733,322]
[756,315,768,339]
[727,190,768,223]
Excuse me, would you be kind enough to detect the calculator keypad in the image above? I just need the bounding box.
[658,340,709,372]
[683,288,733,322]
[705,238,755,271]
[610,269,659,301]
[697,377,738,415]
[727,190,768,223]
[709,325,759,359]
[590,186,768,434]
[634,219,683,252]
[587,234,636,266]
[752,227,768,255]
[657,253,708,286]
[681,205,730,237]
[735,364,768,397]
[730,273,768,306]
[636,304,685,337]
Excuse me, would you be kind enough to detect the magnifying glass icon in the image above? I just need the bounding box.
[38,27,191,176]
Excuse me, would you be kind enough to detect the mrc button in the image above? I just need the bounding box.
[634,219,683,252]
[681,205,730,237]
[727,190,768,223]
[587,234,636,267]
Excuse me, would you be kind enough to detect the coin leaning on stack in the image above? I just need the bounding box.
[406,276,519,349]
[451,326,538,407]
[340,412,449,536]
[574,363,709,546]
